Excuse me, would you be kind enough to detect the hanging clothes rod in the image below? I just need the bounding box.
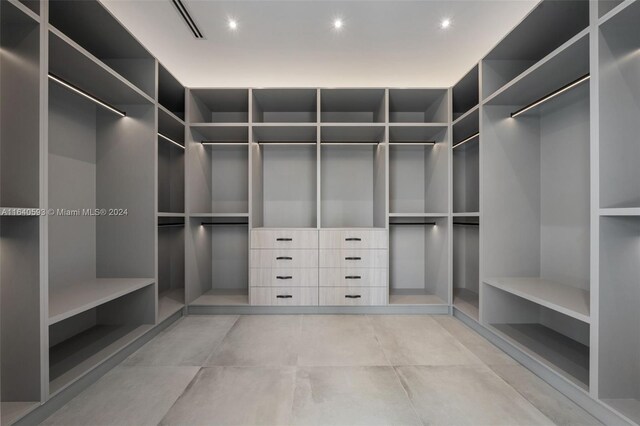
[158,222,185,228]
[511,74,590,118]
[453,222,480,226]
[452,132,479,149]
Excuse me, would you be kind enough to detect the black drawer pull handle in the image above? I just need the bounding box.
[345,257,361,260]
[276,295,293,299]
[345,295,362,299]
[276,238,292,241]
[276,276,293,280]
[345,237,361,241]
[276,256,293,260]
[345,276,361,279]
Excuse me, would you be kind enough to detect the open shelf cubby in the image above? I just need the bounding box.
[481,0,589,100]
[186,217,249,306]
[483,282,590,390]
[321,142,386,228]
[1,0,40,210]
[187,126,249,215]
[598,0,625,19]
[48,0,155,99]
[389,126,448,215]
[320,89,385,123]
[158,109,185,215]
[158,63,185,121]
[388,89,448,123]
[158,217,185,322]
[453,107,479,214]
[189,89,248,123]
[598,0,640,209]
[598,216,640,424]
[453,217,479,319]
[251,128,317,228]
[389,217,448,305]
[1,216,42,424]
[252,89,317,123]
[452,65,478,120]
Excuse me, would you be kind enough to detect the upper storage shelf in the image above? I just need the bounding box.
[388,89,448,123]
[48,0,155,99]
[189,89,249,123]
[158,63,185,121]
[452,65,479,120]
[321,89,385,123]
[252,89,317,123]
[482,0,589,100]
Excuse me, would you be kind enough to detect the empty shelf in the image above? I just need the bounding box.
[389,212,447,218]
[600,207,640,217]
[321,125,385,143]
[492,323,589,390]
[453,288,479,320]
[191,290,249,306]
[49,324,152,395]
[484,277,590,323]
[389,293,446,305]
[158,288,184,322]
[191,124,249,143]
[49,278,155,325]
[1,401,39,426]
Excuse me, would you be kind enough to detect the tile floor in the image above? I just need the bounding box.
[42,315,601,426]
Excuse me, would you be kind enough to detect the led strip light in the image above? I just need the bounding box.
[48,74,126,117]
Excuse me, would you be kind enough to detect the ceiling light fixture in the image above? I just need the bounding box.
[441,18,451,29]
[228,19,238,30]
[333,18,343,30]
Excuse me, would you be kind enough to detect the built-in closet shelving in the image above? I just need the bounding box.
[480,0,591,392]
[597,1,640,422]
[0,4,42,416]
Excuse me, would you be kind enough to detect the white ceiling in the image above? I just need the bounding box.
[101,0,537,88]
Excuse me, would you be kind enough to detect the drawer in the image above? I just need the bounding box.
[251,229,318,249]
[319,268,388,287]
[251,287,318,306]
[319,229,388,249]
[250,249,318,268]
[250,268,318,287]
[319,249,387,268]
[319,287,387,306]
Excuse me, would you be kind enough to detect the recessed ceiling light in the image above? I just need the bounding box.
[441,18,451,29]
[228,19,238,30]
[333,18,343,30]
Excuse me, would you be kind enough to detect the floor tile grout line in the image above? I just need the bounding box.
[155,366,203,426]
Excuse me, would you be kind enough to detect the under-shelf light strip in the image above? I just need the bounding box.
[389,222,436,226]
[452,132,479,149]
[511,74,590,118]
[255,142,316,146]
[158,133,185,149]
[48,74,126,117]
[321,142,380,146]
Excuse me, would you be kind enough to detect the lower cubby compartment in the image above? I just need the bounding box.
[598,216,640,424]
[158,218,185,321]
[483,283,590,390]
[389,217,448,305]
[453,219,479,318]
[48,284,155,395]
[187,218,248,306]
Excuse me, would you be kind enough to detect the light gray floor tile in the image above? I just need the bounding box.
[490,364,602,425]
[207,315,302,366]
[160,367,296,426]
[291,366,421,426]
[124,315,238,366]
[370,315,482,366]
[42,366,199,426]
[434,315,519,366]
[396,365,555,426]
[297,315,389,366]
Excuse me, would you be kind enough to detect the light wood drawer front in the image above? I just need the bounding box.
[251,287,318,306]
[319,229,388,249]
[251,229,318,249]
[319,268,388,287]
[319,249,387,268]
[250,268,318,287]
[250,249,318,268]
[319,287,387,306]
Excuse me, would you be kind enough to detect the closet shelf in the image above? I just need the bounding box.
[190,289,249,306]
[598,0,636,25]
[191,124,249,143]
[389,125,446,144]
[252,125,316,143]
[321,125,385,143]
[157,212,185,217]
[6,0,39,23]
[452,105,478,126]
[189,212,249,218]
[389,292,447,305]
[599,207,640,217]
[389,212,447,218]
[48,278,155,325]
[483,29,589,108]
[158,103,185,126]
[453,212,480,217]
[484,277,590,323]
[48,27,153,107]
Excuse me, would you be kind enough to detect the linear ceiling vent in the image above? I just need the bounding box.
[172,0,204,39]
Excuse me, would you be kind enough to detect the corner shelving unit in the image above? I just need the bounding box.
[481,0,591,391]
[47,7,157,394]
[597,1,640,423]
